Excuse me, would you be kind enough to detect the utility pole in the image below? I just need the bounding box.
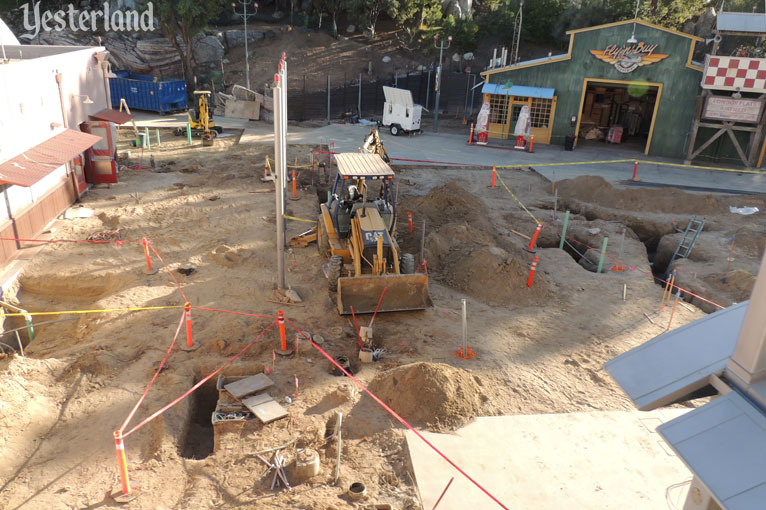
[232,0,259,91]
[433,34,452,133]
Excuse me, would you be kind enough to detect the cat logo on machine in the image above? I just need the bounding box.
[363,230,387,244]
[590,42,669,73]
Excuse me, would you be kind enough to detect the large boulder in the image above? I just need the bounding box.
[221,29,265,49]
[442,0,472,19]
[694,7,716,38]
[193,34,224,67]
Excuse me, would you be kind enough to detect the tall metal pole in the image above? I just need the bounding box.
[433,34,452,133]
[233,1,259,91]
[244,2,249,91]
[280,56,287,221]
[327,75,331,124]
[425,70,431,110]
[273,72,285,290]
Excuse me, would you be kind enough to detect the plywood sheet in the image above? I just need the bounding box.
[224,374,274,399]
[241,393,274,408]
[224,99,260,120]
[242,395,288,424]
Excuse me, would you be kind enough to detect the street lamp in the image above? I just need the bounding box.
[433,34,452,133]
[232,0,259,91]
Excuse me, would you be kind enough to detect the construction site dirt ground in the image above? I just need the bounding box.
[0,127,765,510]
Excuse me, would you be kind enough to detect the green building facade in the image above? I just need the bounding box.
[481,19,708,159]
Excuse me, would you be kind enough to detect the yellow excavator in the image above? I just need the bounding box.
[317,153,431,315]
[174,91,222,145]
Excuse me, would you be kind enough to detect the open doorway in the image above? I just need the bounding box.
[575,79,662,154]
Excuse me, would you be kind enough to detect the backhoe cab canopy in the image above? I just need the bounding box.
[329,153,397,239]
[335,152,395,179]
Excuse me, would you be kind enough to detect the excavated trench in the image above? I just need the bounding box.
[179,377,218,460]
[177,363,268,460]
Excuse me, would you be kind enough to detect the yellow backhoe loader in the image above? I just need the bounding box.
[317,153,431,315]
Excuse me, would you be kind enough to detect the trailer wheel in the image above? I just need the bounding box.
[317,215,330,257]
[390,124,399,136]
[401,253,415,274]
[328,255,343,291]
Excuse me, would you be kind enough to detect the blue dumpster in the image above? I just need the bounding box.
[109,71,187,113]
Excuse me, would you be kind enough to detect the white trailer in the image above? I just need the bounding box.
[381,86,422,136]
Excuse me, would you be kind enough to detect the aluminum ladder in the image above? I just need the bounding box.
[669,215,705,266]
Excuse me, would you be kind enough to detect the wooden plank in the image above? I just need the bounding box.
[241,393,274,407]
[689,127,726,160]
[724,123,750,166]
[747,103,766,167]
[224,374,275,399]
[698,122,759,132]
[757,129,766,167]
[242,394,288,424]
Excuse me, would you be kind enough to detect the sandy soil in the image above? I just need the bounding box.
[0,127,764,510]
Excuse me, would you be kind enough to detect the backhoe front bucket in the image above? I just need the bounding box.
[337,274,432,315]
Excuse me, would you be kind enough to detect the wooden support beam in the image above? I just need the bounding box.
[697,122,759,132]
[748,102,766,168]
[688,126,726,161]
[685,92,706,164]
[723,122,750,167]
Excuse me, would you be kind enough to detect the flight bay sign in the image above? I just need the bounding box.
[590,42,669,73]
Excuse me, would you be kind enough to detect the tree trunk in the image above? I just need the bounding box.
[163,24,196,97]
[183,37,195,93]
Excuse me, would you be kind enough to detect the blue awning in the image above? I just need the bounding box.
[717,12,766,34]
[482,83,555,99]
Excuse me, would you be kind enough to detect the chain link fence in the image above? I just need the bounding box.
[287,70,482,123]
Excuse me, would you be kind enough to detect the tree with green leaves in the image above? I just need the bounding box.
[314,0,350,37]
[152,0,222,94]
[553,0,707,43]
[387,0,444,51]
[440,14,479,53]
[349,0,391,39]
[638,0,708,29]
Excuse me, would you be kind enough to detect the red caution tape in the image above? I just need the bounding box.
[122,320,277,438]
[148,244,188,303]
[120,311,185,432]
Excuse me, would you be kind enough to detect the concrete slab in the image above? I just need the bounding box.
[129,111,766,194]
[406,410,692,510]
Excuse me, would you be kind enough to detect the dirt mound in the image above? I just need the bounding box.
[425,224,549,305]
[704,270,756,303]
[733,226,766,258]
[19,270,131,300]
[410,182,490,231]
[367,362,486,432]
[557,176,728,215]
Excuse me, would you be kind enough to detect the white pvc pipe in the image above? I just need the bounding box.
[461,299,467,346]
[334,411,343,484]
